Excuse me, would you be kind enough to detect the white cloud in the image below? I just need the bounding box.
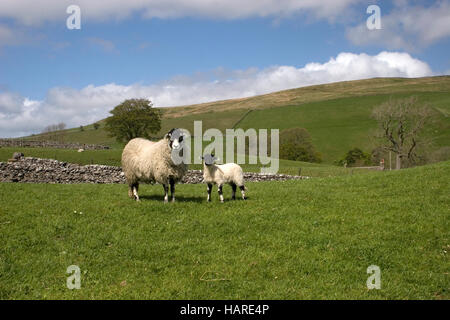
[0,51,433,137]
[0,0,360,26]
[0,23,26,47]
[87,37,117,53]
[0,24,14,43]
[347,1,450,50]
[0,93,43,137]
[0,23,46,49]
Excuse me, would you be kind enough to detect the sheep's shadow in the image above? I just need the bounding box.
[139,194,204,203]
[137,195,249,203]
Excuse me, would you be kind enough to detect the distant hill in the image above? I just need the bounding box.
[19,76,450,163]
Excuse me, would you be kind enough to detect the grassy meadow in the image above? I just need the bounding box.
[0,161,448,299]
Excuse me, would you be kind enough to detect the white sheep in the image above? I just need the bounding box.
[121,128,187,202]
[201,153,246,203]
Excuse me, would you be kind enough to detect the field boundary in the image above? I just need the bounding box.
[0,139,110,150]
[0,157,308,184]
[232,110,253,129]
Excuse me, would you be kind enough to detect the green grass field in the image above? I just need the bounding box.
[0,161,448,299]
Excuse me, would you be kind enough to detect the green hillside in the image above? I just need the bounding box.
[1,160,448,299]
[237,92,450,162]
[18,76,450,164]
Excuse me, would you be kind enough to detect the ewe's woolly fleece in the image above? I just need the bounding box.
[122,137,187,185]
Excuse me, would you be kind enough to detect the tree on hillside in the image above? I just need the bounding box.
[41,122,66,142]
[279,127,322,163]
[57,122,66,131]
[93,122,100,130]
[372,96,434,169]
[42,122,66,134]
[105,99,161,142]
[337,148,372,167]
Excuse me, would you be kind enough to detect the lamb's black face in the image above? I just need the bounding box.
[166,128,184,150]
[202,153,217,166]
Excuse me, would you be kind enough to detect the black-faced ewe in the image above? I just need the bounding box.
[121,128,187,202]
[201,153,246,203]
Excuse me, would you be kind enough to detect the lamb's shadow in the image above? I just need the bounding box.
[139,194,204,203]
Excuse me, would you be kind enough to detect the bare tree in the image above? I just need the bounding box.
[57,122,66,131]
[41,122,67,142]
[372,96,434,169]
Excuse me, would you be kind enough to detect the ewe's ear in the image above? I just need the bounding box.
[165,128,175,140]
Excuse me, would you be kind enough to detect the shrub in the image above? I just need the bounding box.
[279,128,322,163]
[337,148,372,167]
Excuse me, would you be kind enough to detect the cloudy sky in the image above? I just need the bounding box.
[0,0,449,137]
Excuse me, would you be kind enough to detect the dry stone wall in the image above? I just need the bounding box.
[0,157,307,184]
[0,139,110,150]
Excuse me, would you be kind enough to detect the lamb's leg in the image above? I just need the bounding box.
[239,185,246,200]
[133,183,140,201]
[218,184,224,203]
[231,183,237,200]
[207,183,213,202]
[169,178,176,203]
[162,184,169,203]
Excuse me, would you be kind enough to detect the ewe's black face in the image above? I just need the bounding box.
[166,128,184,150]
[201,153,217,166]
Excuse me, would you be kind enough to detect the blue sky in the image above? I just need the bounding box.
[0,0,449,137]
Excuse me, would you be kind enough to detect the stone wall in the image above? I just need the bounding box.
[0,139,110,150]
[0,157,307,184]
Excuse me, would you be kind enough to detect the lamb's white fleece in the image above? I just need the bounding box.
[202,162,244,187]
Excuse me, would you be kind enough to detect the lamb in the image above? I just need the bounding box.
[201,153,246,203]
[121,128,188,202]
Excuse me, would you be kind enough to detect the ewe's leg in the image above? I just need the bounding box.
[162,184,169,203]
[231,183,237,200]
[207,183,213,202]
[239,185,246,200]
[218,184,224,203]
[169,178,176,203]
[133,183,140,201]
